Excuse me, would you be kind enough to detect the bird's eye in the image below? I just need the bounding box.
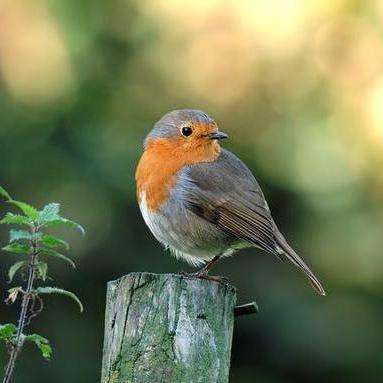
[181,126,193,137]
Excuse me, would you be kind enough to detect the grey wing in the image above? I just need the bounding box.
[181,149,280,255]
[180,149,326,296]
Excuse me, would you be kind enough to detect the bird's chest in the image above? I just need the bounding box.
[135,149,182,212]
[135,140,221,212]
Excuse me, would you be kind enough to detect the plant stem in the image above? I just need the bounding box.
[2,233,39,383]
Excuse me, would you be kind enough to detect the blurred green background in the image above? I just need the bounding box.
[1,0,383,382]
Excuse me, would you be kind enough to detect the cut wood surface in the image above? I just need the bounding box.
[101,272,237,383]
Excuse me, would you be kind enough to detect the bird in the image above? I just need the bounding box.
[135,109,326,295]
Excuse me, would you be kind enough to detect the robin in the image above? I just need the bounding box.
[135,109,326,295]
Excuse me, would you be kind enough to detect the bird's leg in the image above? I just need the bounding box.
[196,255,221,276]
[180,255,229,284]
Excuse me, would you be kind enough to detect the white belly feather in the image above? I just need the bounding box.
[139,193,207,266]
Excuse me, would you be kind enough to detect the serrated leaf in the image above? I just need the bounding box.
[9,229,41,244]
[2,243,32,254]
[8,261,27,282]
[44,218,85,236]
[36,262,48,281]
[0,186,12,201]
[42,235,69,251]
[36,287,83,312]
[38,203,60,224]
[0,213,33,226]
[0,323,17,340]
[8,200,38,220]
[40,248,76,269]
[9,229,32,243]
[25,334,52,360]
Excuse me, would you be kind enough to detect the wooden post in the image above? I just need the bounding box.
[101,272,237,383]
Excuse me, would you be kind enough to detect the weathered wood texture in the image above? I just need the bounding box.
[101,272,236,383]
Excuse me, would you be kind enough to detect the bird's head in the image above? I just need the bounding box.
[144,110,228,159]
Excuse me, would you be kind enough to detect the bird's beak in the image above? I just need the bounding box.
[208,131,228,140]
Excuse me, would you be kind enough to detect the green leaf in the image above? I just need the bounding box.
[38,203,60,224]
[0,323,16,340]
[8,200,39,220]
[40,248,76,269]
[36,262,48,281]
[36,287,83,312]
[0,186,12,201]
[25,334,52,360]
[8,261,27,282]
[0,213,33,226]
[44,218,85,236]
[42,235,69,251]
[2,243,32,254]
[9,229,32,243]
[9,229,41,244]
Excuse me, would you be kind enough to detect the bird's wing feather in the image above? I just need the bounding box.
[181,149,280,255]
[181,149,326,295]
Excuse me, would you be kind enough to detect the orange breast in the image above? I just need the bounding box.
[135,137,220,211]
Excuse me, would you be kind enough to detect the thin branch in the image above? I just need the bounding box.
[2,228,39,383]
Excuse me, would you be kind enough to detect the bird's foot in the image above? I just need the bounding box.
[179,271,229,284]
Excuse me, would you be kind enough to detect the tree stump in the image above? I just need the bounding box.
[101,272,237,383]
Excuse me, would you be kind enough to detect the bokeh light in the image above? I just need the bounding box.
[0,0,75,104]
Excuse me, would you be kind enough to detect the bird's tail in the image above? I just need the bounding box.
[274,230,326,296]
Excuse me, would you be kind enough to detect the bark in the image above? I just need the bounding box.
[101,272,236,383]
